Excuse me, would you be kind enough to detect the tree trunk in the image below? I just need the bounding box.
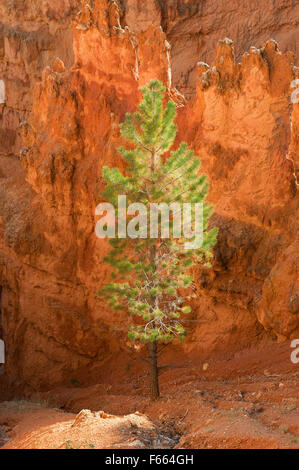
[148,341,160,400]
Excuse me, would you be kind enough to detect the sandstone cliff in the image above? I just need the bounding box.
[0,0,298,390]
[123,0,299,98]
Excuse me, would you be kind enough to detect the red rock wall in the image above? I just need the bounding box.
[178,39,298,348]
[122,0,299,98]
[0,0,77,158]
[0,0,298,390]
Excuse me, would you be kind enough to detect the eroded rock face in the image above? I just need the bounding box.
[0,0,298,389]
[122,0,299,98]
[0,0,174,389]
[0,1,77,158]
[257,242,299,341]
[177,39,298,350]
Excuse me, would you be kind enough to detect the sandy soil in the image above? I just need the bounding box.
[0,341,298,449]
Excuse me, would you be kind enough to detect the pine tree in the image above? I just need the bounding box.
[98,80,218,400]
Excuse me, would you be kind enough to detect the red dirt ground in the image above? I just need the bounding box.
[0,341,298,449]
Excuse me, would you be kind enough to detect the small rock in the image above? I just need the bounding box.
[203,363,209,371]
[52,57,66,73]
[126,439,144,448]
[71,409,93,427]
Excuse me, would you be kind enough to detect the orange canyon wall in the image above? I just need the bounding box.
[0,0,298,390]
